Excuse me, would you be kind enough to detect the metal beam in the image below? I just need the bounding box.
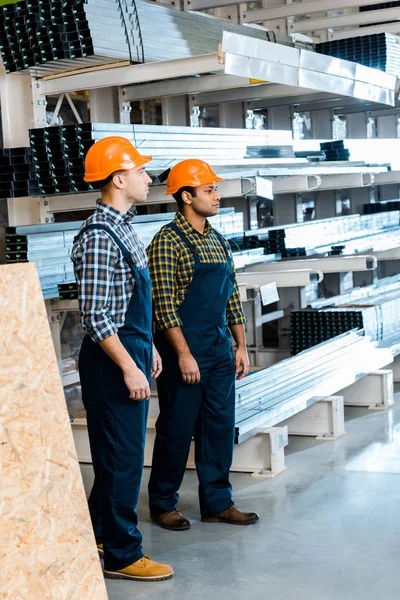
[242,255,378,274]
[317,173,374,191]
[39,53,223,96]
[290,7,400,33]
[242,0,395,23]
[329,21,400,40]
[272,175,321,195]
[374,171,400,186]
[235,269,322,288]
[373,248,400,261]
[195,83,317,106]
[123,74,252,101]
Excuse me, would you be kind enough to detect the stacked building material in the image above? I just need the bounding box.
[246,212,400,256]
[363,199,400,214]
[5,222,78,299]
[290,289,400,354]
[4,209,244,299]
[235,332,392,443]
[320,141,350,162]
[0,0,297,77]
[316,33,400,76]
[29,126,96,195]
[23,123,292,197]
[0,147,40,197]
[263,230,306,257]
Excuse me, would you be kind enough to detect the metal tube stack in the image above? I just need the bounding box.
[24,123,293,196]
[316,33,400,76]
[0,0,298,77]
[235,332,392,443]
[290,290,400,354]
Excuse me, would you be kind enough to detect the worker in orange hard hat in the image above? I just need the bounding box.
[71,137,173,582]
[147,159,259,530]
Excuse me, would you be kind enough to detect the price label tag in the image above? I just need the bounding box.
[260,283,279,306]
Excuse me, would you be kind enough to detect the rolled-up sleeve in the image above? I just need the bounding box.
[147,232,182,330]
[72,232,119,343]
[226,262,246,326]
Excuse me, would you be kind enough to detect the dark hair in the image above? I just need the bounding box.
[172,186,197,211]
[96,173,114,191]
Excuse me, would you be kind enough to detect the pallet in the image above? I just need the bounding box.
[41,60,131,81]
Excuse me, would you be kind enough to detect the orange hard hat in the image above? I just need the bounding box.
[166,159,223,195]
[84,136,152,182]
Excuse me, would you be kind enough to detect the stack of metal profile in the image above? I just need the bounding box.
[363,199,400,214]
[29,126,96,195]
[58,282,79,300]
[235,332,392,443]
[25,123,294,197]
[361,1,400,10]
[4,209,244,299]
[245,212,400,256]
[0,0,298,77]
[290,289,400,354]
[5,222,78,299]
[0,147,40,197]
[320,141,350,162]
[316,33,400,76]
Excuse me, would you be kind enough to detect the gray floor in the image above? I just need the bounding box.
[82,389,400,600]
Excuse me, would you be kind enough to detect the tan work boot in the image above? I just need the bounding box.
[97,544,104,558]
[104,556,174,581]
[202,506,259,525]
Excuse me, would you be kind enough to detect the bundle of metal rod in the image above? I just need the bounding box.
[0,0,298,77]
[27,123,294,196]
[235,332,391,443]
[4,209,243,299]
[290,290,400,354]
[363,199,400,214]
[0,147,41,197]
[245,212,400,257]
[316,33,400,76]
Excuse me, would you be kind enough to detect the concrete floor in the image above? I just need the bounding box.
[82,389,400,600]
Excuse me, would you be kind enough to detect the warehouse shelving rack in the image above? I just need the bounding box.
[2,1,400,475]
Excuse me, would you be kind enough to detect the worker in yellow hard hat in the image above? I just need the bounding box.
[71,137,173,582]
[147,159,259,530]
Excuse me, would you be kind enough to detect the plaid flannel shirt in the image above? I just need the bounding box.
[71,200,148,343]
[147,211,246,331]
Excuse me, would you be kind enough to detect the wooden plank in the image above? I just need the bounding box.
[0,263,108,600]
[41,60,131,82]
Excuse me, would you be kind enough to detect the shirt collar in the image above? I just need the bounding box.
[174,211,212,237]
[96,199,135,225]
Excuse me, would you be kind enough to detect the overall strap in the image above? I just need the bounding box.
[168,221,200,261]
[211,228,231,260]
[74,224,136,271]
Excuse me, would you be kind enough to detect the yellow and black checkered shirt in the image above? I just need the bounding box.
[147,211,246,331]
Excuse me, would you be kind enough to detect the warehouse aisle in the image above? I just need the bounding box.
[81,390,400,600]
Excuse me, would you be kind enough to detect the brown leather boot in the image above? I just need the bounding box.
[201,506,259,525]
[151,509,191,531]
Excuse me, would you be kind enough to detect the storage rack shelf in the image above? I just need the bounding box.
[2,0,400,467]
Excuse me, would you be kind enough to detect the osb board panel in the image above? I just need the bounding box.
[0,264,108,600]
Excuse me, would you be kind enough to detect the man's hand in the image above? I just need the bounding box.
[152,346,162,379]
[178,353,201,385]
[235,346,249,381]
[123,364,151,400]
